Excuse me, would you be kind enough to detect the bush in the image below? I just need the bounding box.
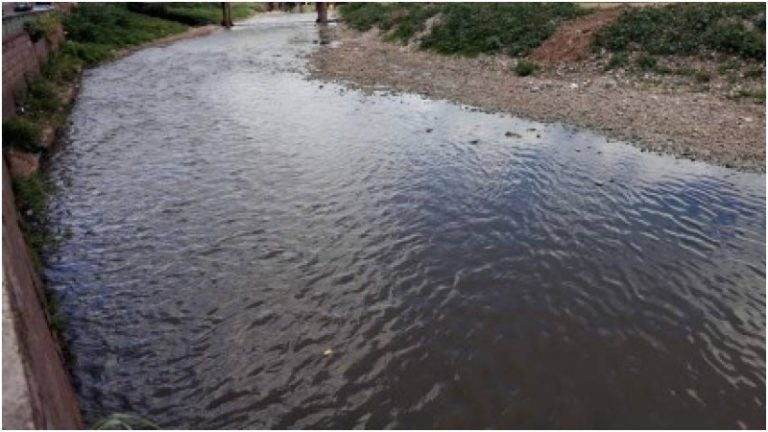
[11,174,50,217]
[3,119,42,152]
[25,13,61,43]
[421,3,586,56]
[339,2,395,32]
[341,3,586,56]
[514,59,539,76]
[62,3,187,65]
[594,3,766,61]
[42,53,83,84]
[636,54,657,71]
[605,52,629,70]
[61,41,113,65]
[388,3,441,42]
[25,79,61,116]
[128,2,261,26]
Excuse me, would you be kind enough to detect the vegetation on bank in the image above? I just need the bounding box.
[340,2,585,56]
[340,2,765,88]
[127,2,262,26]
[4,3,263,376]
[594,3,766,61]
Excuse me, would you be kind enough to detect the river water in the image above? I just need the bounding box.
[45,14,765,429]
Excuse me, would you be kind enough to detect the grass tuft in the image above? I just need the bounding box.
[3,119,42,152]
[514,59,539,76]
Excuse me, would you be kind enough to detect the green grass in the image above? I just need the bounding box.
[128,2,262,26]
[604,52,629,70]
[3,118,42,152]
[339,2,395,32]
[340,2,587,56]
[25,12,61,43]
[735,87,766,101]
[421,3,586,56]
[11,174,50,221]
[25,78,62,118]
[635,54,658,71]
[594,3,766,61]
[62,3,188,65]
[514,59,539,76]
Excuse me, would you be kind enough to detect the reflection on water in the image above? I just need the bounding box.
[45,14,765,429]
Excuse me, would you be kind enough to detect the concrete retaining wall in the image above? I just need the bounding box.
[2,160,83,429]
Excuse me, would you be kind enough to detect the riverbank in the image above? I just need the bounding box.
[308,6,765,172]
[2,5,258,429]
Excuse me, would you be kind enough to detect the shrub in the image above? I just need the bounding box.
[605,52,628,70]
[25,12,61,43]
[339,2,395,32]
[61,41,113,65]
[636,54,657,71]
[514,59,539,76]
[3,119,42,152]
[25,79,61,116]
[341,3,586,56]
[594,3,766,61]
[42,53,83,84]
[11,174,50,217]
[383,3,441,43]
[62,3,186,65]
[421,3,586,56]
[127,2,261,26]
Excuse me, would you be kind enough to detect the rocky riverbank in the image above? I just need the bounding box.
[308,25,766,172]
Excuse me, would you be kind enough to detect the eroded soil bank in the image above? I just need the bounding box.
[308,25,766,172]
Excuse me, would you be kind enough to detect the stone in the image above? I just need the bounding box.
[7,151,39,177]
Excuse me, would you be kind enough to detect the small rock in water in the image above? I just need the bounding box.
[318,84,324,89]
[469,139,480,145]
[505,131,521,138]
[426,128,433,133]
[536,134,541,138]
[594,180,604,186]
[527,128,537,132]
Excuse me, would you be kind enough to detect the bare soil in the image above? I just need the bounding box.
[530,8,623,64]
[308,25,766,172]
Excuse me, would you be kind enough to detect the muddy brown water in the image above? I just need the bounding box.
[45,14,765,429]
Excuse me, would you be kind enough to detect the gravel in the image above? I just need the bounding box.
[308,26,765,172]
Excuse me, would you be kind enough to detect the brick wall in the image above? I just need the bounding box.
[2,22,64,118]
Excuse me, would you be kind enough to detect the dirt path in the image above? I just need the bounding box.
[308,26,765,172]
